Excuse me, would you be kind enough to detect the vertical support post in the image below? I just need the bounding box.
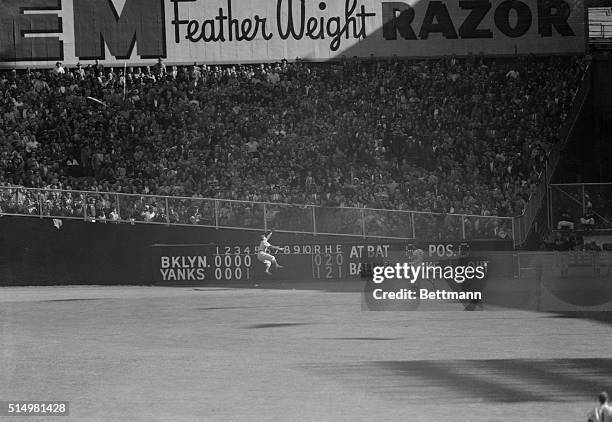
[361,208,366,239]
[116,193,121,220]
[214,200,219,229]
[83,193,88,221]
[411,212,416,239]
[165,197,170,225]
[38,190,43,218]
[461,215,466,240]
[547,185,552,230]
[582,183,586,214]
[312,206,317,235]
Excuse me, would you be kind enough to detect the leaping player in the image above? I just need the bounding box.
[257,232,284,275]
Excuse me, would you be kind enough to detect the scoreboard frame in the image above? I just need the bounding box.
[150,241,479,284]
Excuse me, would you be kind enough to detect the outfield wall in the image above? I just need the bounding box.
[0,216,510,286]
[1,216,611,313]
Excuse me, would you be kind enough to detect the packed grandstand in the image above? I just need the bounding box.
[0,55,589,240]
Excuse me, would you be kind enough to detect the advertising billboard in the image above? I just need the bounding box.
[0,0,586,67]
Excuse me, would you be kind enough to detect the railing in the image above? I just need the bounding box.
[549,183,612,230]
[0,185,514,243]
[511,63,592,247]
[512,179,547,247]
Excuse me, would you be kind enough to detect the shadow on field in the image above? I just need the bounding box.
[546,312,612,326]
[41,298,103,302]
[306,358,612,403]
[325,337,399,341]
[189,280,366,292]
[245,322,312,329]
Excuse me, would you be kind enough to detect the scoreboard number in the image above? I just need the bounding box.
[212,246,252,281]
[312,252,344,279]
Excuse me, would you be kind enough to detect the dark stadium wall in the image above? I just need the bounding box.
[3,217,606,314]
[0,216,512,286]
[592,56,612,110]
[550,57,612,184]
[552,92,596,182]
[522,66,593,247]
[585,0,612,6]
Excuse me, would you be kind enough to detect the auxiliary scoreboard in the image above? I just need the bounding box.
[150,241,475,283]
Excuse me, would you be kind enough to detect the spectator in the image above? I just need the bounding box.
[584,241,602,252]
[552,231,571,251]
[557,210,575,230]
[587,392,612,422]
[580,208,596,230]
[53,62,65,75]
[109,208,120,222]
[74,63,85,80]
[0,56,587,236]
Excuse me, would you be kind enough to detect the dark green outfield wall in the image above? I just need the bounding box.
[0,216,512,285]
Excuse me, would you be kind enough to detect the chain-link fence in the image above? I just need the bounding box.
[549,183,612,230]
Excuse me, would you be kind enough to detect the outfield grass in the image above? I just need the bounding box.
[1,285,610,421]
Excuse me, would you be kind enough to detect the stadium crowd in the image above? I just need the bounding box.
[0,55,587,239]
